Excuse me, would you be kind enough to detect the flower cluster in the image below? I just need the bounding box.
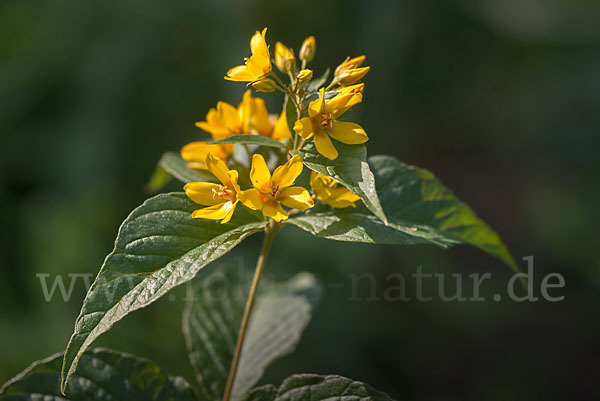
[183,28,370,223]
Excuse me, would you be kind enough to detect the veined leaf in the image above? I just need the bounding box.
[244,374,396,401]
[288,155,517,271]
[1,348,196,401]
[61,193,267,394]
[293,142,388,225]
[209,135,287,149]
[183,267,320,401]
[159,151,216,183]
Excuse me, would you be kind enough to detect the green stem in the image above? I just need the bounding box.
[221,222,279,401]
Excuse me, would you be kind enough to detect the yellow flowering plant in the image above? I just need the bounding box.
[0,28,525,401]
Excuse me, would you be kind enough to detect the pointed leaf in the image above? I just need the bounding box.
[159,151,216,183]
[209,134,287,149]
[244,374,396,401]
[288,155,517,271]
[1,348,196,401]
[293,142,388,225]
[61,192,267,393]
[183,268,320,401]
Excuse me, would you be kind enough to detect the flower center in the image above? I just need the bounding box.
[213,186,235,201]
[318,113,334,130]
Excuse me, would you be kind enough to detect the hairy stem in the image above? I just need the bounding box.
[222,222,279,401]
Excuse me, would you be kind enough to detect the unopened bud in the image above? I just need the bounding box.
[252,78,277,93]
[275,42,296,74]
[299,36,316,63]
[296,69,313,83]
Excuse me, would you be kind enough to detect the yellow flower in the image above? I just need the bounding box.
[225,28,272,82]
[195,90,253,138]
[296,69,313,83]
[250,97,291,141]
[184,154,245,224]
[310,171,360,208]
[334,55,370,86]
[274,42,296,74]
[242,154,314,222]
[180,141,234,170]
[299,36,316,63]
[293,88,368,160]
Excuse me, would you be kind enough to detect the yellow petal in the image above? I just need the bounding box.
[314,132,338,160]
[246,54,271,77]
[206,153,231,186]
[237,90,253,133]
[308,88,326,118]
[251,97,272,135]
[184,182,224,206]
[250,153,271,190]
[279,186,314,210]
[272,155,303,189]
[181,142,230,166]
[329,122,368,144]
[191,200,237,223]
[325,187,361,208]
[239,188,264,210]
[218,101,240,133]
[225,65,256,81]
[262,200,288,222]
[325,92,356,115]
[227,170,241,194]
[272,111,291,141]
[250,28,269,60]
[293,117,314,140]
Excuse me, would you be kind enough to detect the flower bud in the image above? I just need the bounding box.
[333,56,369,85]
[296,69,313,83]
[275,42,296,74]
[299,36,316,63]
[252,78,277,93]
[336,66,370,86]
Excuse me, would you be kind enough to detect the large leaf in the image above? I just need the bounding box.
[293,142,388,225]
[209,134,287,149]
[1,348,196,401]
[288,155,517,271]
[183,267,321,401]
[159,151,216,183]
[244,374,396,401]
[61,192,267,393]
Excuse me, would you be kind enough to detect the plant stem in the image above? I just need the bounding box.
[221,222,279,401]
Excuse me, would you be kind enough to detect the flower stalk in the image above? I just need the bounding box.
[221,221,280,401]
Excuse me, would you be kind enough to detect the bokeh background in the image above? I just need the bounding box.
[2,0,599,400]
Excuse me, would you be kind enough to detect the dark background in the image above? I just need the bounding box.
[1,0,599,400]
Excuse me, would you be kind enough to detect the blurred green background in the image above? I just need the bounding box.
[2,0,599,400]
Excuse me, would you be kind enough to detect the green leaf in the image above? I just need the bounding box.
[61,192,267,394]
[285,96,297,134]
[159,151,216,183]
[183,267,320,401]
[1,348,196,401]
[293,142,388,225]
[244,374,396,401]
[146,164,173,194]
[288,155,518,271]
[305,67,329,93]
[209,135,287,149]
